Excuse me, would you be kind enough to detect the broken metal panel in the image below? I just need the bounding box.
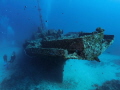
[101,35,114,53]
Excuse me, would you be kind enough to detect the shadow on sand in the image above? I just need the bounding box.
[0,52,66,90]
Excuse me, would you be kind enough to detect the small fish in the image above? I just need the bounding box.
[24,6,27,10]
[45,20,48,22]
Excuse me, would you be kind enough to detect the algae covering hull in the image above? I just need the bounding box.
[24,28,114,61]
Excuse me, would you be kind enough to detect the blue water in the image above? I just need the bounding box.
[0,0,120,90]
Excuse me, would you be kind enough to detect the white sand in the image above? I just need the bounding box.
[0,46,120,90]
[62,54,120,90]
[29,53,120,90]
[34,53,120,90]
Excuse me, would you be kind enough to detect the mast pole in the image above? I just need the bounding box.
[37,0,45,30]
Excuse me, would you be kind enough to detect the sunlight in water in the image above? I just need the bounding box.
[0,0,120,90]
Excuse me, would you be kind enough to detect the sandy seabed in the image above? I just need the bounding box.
[0,46,120,90]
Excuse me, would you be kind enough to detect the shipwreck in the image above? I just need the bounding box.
[23,27,114,82]
[24,27,114,61]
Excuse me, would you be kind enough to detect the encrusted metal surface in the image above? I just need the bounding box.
[24,27,114,61]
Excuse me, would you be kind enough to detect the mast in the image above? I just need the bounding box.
[37,0,45,30]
